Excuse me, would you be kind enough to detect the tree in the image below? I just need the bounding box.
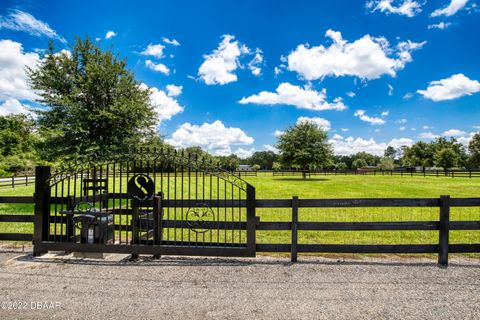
[351,152,380,167]
[435,147,459,171]
[401,141,435,170]
[468,132,480,168]
[247,151,279,170]
[377,157,394,170]
[27,37,156,162]
[251,164,261,171]
[276,122,333,179]
[216,154,240,171]
[384,146,396,159]
[335,162,348,170]
[352,158,367,169]
[0,114,40,174]
[272,161,282,171]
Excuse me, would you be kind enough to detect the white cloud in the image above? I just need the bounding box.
[273,130,284,137]
[296,116,331,131]
[166,84,182,97]
[346,91,356,98]
[354,110,386,125]
[166,120,254,156]
[431,0,469,17]
[234,147,256,158]
[141,44,165,59]
[381,110,390,117]
[428,22,452,29]
[145,60,170,75]
[248,49,264,76]
[286,29,425,81]
[403,92,414,99]
[105,31,117,39]
[442,129,466,137]
[198,34,260,85]
[274,67,283,76]
[0,40,40,101]
[162,37,180,46]
[239,82,347,111]
[341,128,349,132]
[400,126,406,131]
[396,118,407,124]
[422,125,432,129]
[329,136,413,156]
[140,83,184,125]
[387,84,394,96]
[0,98,32,116]
[417,73,480,101]
[263,144,279,153]
[332,134,344,140]
[419,132,439,139]
[0,10,65,43]
[366,0,423,17]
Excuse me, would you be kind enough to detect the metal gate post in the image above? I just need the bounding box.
[33,166,51,256]
[246,184,257,257]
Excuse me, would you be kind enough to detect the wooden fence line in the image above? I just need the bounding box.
[1,195,479,266]
[0,176,35,189]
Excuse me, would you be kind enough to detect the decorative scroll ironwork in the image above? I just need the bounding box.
[186,206,216,233]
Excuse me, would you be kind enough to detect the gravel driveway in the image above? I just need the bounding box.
[0,249,478,319]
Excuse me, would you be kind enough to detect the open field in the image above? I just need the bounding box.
[1,174,479,255]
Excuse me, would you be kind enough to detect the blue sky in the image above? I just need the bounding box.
[1,0,479,157]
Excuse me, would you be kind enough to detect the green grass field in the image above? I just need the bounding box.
[1,174,479,256]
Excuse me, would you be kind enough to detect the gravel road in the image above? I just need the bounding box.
[0,249,478,319]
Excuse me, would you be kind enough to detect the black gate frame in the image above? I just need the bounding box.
[33,153,257,258]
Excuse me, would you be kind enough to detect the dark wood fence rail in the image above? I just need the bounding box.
[0,176,36,189]
[1,195,479,266]
[272,169,480,178]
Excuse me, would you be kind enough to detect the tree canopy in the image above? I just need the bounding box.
[276,122,333,177]
[27,37,156,161]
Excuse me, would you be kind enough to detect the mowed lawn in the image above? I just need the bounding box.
[1,174,479,253]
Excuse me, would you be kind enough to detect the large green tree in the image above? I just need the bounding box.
[435,147,459,171]
[0,114,40,174]
[247,151,279,170]
[401,141,435,170]
[276,122,333,178]
[27,37,156,161]
[468,132,480,168]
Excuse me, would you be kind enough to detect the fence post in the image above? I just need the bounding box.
[11,175,14,188]
[33,166,51,256]
[291,196,299,262]
[246,184,257,257]
[25,175,28,186]
[153,192,162,259]
[438,195,450,267]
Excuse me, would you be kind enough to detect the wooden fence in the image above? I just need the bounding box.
[1,195,479,266]
[0,176,35,189]
[272,169,480,178]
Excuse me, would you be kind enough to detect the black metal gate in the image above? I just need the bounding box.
[33,149,257,257]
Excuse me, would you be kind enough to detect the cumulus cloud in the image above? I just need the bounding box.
[286,29,425,81]
[141,43,165,59]
[431,0,469,17]
[428,22,452,29]
[198,34,262,85]
[0,98,33,116]
[419,132,439,139]
[0,10,65,43]
[166,120,254,156]
[105,31,117,39]
[166,84,183,97]
[296,116,331,131]
[263,144,279,153]
[417,73,480,101]
[0,40,40,101]
[366,0,423,17]
[354,110,386,125]
[346,91,356,98]
[145,60,170,75]
[273,130,284,137]
[442,129,467,137]
[341,128,349,132]
[329,136,413,156]
[234,147,256,158]
[162,37,180,46]
[140,83,184,125]
[239,82,347,111]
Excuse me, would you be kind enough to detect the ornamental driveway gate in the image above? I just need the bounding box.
[33,149,257,257]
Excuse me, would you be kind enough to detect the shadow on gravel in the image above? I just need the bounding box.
[10,253,480,269]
